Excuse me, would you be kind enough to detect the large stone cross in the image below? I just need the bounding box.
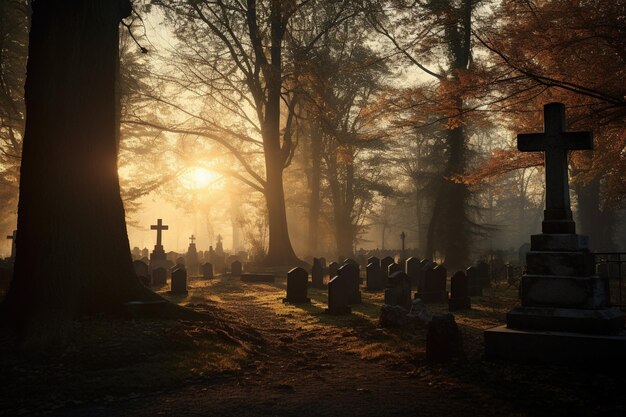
[517,103,593,233]
[189,234,196,244]
[6,229,16,258]
[150,219,169,247]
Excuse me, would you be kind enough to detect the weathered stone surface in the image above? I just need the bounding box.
[366,262,385,291]
[326,274,351,315]
[311,258,325,288]
[466,266,482,297]
[449,271,471,311]
[520,274,609,308]
[284,267,310,304]
[530,233,588,252]
[405,257,419,288]
[339,263,361,304]
[426,313,461,362]
[171,267,188,295]
[379,299,434,329]
[384,271,412,309]
[417,265,448,303]
[526,251,595,277]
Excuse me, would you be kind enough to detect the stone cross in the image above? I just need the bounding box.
[6,229,16,258]
[189,234,196,244]
[216,234,223,243]
[150,219,169,247]
[517,103,592,233]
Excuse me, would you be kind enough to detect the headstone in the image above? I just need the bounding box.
[201,262,214,279]
[367,256,381,269]
[133,260,150,286]
[448,270,471,311]
[381,256,394,279]
[476,261,490,289]
[366,262,385,291]
[338,263,361,304]
[231,260,242,276]
[417,264,448,303]
[343,258,361,282]
[149,219,169,273]
[388,262,401,277]
[284,267,310,303]
[466,266,482,297]
[326,274,351,315]
[384,271,412,309]
[176,256,186,266]
[485,102,626,365]
[171,266,188,295]
[406,257,420,289]
[327,261,340,279]
[132,247,141,260]
[311,258,325,288]
[186,234,199,276]
[141,248,149,259]
[152,267,167,286]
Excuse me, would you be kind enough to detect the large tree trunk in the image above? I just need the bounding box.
[261,1,300,266]
[1,0,144,344]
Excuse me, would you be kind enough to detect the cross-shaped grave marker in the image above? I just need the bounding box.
[150,219,169,247]
[189,234,196,244]
[517,102,593,233]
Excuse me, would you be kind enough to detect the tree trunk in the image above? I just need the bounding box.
[261,1,300,266]
[307,122,322,256]
[574,177,615,251]
[1,0,143,344]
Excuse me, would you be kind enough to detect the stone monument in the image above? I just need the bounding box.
[485,103,626,364]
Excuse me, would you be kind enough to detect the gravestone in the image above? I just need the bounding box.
[327,262,340,280]
[133,260,150,287]
[326,274,351,315]
[485,102,626,365]
[311,258,325,288]
[319,257,327,268]
[152,267,167,286]
[176,256,186,266]
[417,260,435,293]
[466,266,482,297]
[381,256,394,279]
[141,248,149,259]
[186,234,199,276]
[283,267,310,303]
[343,258,361,282]
[367,256,381,269]
[201,262,214,279]
[339,263,361,304]
[132,247,141,260]
[406,257,420,289]
[476,261,490,289]
[448,270,471,311]
[171,266,188,295]
[231,260,242,276]
[388,262,401,278]
[417,265,448,303]
[149,219,169,273]
[384,271,412,309]
[366,262,385,291]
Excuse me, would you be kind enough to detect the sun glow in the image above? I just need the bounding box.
[181,167,221,190]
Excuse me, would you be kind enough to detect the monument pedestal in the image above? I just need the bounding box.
[485,231,626,365]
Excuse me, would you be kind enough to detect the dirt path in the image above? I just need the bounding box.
[41,276,625,417]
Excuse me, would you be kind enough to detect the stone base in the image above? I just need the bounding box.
[507,306,624,333]
[448,297,471,311]
[415,291,448,304]
[485,325,626,366]
[283,297,311,304]
[325,306,351,315]
[169,290,188,296]
[241,273,275,283]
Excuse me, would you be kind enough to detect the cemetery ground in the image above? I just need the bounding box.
[1,274,625,417]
